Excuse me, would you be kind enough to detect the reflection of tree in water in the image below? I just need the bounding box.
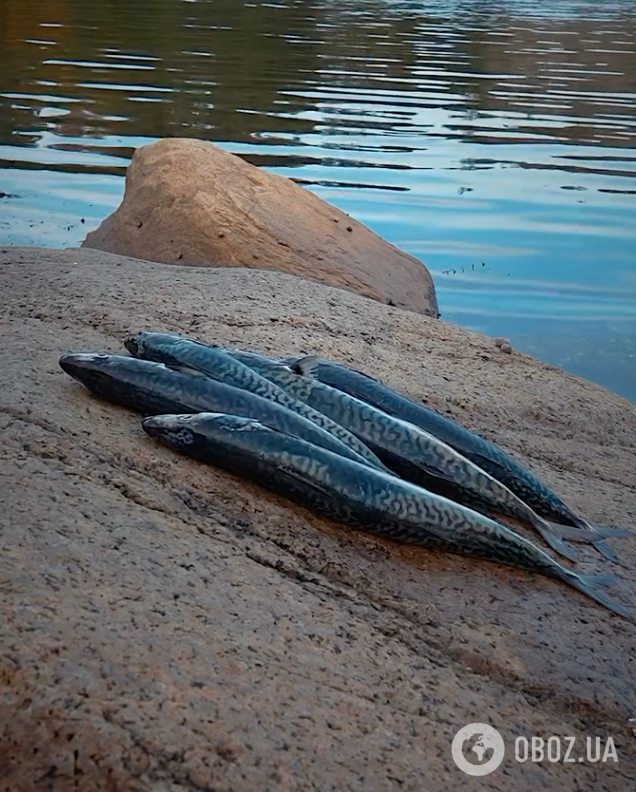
[446,1,636,149]
[1,0,635,160]
[0,0,325,149]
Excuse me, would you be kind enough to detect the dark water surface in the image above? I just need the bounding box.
[1,0,635,400]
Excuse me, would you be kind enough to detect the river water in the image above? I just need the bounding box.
[1,0,635,400]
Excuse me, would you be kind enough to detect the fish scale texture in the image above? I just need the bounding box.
[1,245,635,792]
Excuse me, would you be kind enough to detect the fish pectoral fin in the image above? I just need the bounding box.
[470,449,509,473]
[167,363,209,378]
[290,355,321,377]
[277,464,333,498]
[418,465,469,491]
[347,366,382,383]
[279,466,334,500]
[290,355,384,385]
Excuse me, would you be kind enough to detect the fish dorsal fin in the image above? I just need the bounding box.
[290,354,320,377]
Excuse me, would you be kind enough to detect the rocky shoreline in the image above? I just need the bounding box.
[1,245,635,791]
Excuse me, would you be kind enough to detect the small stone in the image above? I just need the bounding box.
[494,337,509,348]
[500,342,512,354]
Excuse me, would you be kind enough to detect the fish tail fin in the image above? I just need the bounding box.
[550,523,633,542]
[562,570,635,622]
[537,523,580,562]
[291,355,320,377]
[591,540,619,562]
[588,525,634,562]
[546,521,633,561]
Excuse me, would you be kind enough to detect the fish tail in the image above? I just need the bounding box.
[548,522,633,543]
[567,511,634,539]
[546,521,633,562]
[589,525,633,538]
[560,570,635,622]
[535,521,580,562]
[587,525,634,563]
[591,540,619,562]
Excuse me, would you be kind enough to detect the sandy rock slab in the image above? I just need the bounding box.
[1,245,635,792]
[81,137,438,318]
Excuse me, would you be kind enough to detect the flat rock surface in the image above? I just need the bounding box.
[81,138,438,317]
[1,245,635,792]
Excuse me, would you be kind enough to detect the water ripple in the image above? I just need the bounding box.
[0,0,635,398]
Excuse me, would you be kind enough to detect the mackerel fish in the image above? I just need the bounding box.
[142,411,634,622]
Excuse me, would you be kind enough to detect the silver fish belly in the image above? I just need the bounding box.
[141,412,633,623]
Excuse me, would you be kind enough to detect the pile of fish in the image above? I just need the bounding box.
[59,331,634,622]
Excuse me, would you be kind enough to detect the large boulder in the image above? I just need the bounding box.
[1,246,635,791]
[81,138,438,317]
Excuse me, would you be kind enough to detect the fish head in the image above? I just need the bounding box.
[59,352,118,388]
[125,331,224,365]
[124,333,142,357]
[142,413,199,450]
[142,412,268,454]
[59,352,155,404]
[124,331,182,358]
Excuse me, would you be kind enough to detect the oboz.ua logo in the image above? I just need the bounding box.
[451,723,620,775]
[451,723,505,776]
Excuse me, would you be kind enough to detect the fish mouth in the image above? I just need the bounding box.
[124,334,141,356]
[59,353,78,377]
[59,352,110,378]
[140,416,162,438]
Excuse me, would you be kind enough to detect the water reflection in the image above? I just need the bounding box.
[1,0,635,398]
